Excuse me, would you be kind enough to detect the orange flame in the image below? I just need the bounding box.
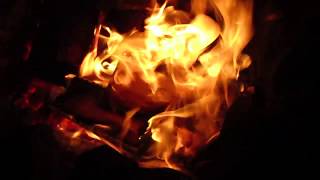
[79,0,253,171]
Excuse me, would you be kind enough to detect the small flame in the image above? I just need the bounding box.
[79,0,253,171]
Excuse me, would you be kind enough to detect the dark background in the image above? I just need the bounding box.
[0,0,317,179]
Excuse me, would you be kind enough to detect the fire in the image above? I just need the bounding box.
[79,0,253,171]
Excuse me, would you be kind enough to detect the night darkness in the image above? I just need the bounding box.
[0,0,317,179]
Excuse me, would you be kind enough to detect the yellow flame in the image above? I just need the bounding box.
[79,0,253,171]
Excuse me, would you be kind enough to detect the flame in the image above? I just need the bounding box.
[79,0,253,171]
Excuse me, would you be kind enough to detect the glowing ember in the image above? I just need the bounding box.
[77,0,253,171]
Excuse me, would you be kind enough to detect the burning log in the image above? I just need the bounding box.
[53,76,157,158]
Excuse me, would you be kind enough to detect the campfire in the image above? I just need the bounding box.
[60,0,253,171]
[5,0,316,179]
[13,0,253,174]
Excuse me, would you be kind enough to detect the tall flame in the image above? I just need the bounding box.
[79,0,253,171]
